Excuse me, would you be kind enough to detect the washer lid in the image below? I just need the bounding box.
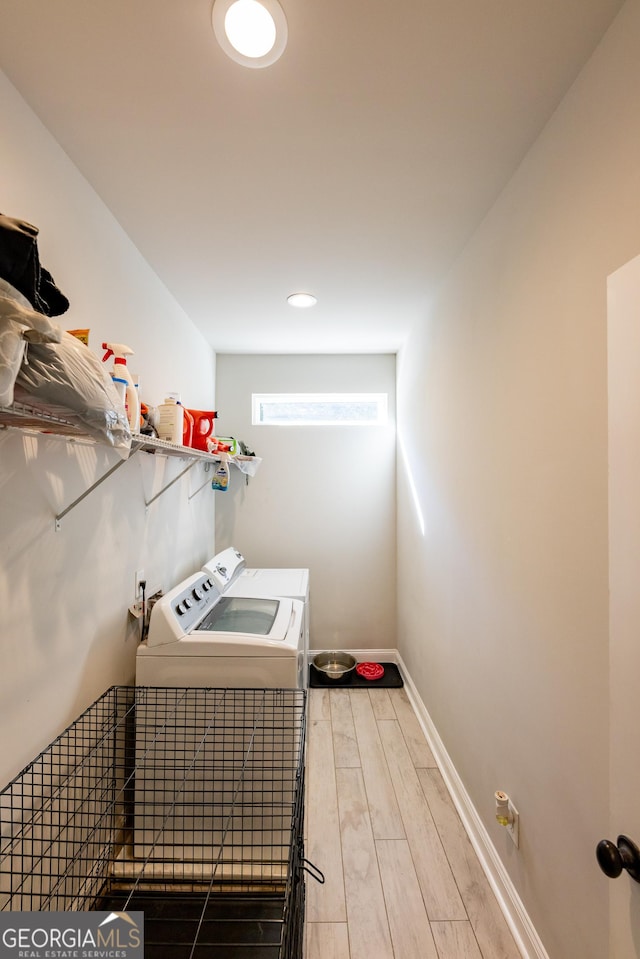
[230,567,309,599]
[196,595,280,635]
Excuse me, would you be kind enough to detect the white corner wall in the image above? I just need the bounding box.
[214,354,396,652]
[396,2,640,956]
[0,71,216,788]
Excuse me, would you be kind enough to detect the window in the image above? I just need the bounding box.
[252,392,388,426]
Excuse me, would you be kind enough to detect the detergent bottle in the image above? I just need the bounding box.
[182,405,194,447]
[102,342,140,433]
[211,453,230,491]
[157,394,184,445]
[187,409,218,451]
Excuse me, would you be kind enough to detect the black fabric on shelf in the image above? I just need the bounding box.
[309,662,403,689]
[0,213,69,316]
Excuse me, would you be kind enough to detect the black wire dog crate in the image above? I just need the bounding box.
[0,686,308,958]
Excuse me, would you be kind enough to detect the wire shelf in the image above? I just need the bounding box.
[0,686,307,959]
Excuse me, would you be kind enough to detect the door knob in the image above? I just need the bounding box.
[596,835,640,882]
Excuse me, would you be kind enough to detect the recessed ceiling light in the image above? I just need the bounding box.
[287,292,317,308]
[212,0,288,68]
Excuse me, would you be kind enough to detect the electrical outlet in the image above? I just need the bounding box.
[135,569,145,598]
[507,799,519,848]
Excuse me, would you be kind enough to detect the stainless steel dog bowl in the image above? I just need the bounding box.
[312,650,357,681]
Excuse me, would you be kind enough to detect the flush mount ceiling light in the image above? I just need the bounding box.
[287,292,317,308]
[212,0,288,68]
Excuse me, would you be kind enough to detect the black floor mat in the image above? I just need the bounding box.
[309,661,403,689]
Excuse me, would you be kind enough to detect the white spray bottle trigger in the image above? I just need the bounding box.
[102,341,134,361]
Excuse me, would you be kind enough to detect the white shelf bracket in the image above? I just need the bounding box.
[144,459,200,510]
[54,441,144,531]
[188,462,212,501]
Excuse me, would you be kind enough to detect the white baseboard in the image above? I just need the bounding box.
[395,652,550,959]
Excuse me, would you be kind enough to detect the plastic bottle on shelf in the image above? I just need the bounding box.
[207,436,237,455]
[102,342,140,433]
[211,454,230,491]
[182,406,194,447]
[110,375,128,409]
[188,409,218,450]
[157,394,184,445]
[132,372,140,418]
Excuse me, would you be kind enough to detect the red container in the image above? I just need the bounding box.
[182,407,194,447]
[188,409,218,451]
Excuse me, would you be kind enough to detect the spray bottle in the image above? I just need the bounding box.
[211,453,230,491]
[102,342,140,433]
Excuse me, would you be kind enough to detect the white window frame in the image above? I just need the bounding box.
[251,392,388,426]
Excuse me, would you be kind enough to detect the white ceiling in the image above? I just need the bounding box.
[0,0,624,354]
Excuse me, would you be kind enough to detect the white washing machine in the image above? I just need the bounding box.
[136,569,305,689]
[202,547,310,686]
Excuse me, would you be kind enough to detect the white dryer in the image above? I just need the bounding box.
[203,547,310,686]
[137,569,305,689]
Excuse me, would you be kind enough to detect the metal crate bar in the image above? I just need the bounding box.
[0,686,307,959]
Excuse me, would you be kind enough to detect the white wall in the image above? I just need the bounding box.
[214,354,396,652]
[396,2,640,956]
[0,72,216,788]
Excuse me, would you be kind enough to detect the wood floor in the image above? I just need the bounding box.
[304,686,522,959]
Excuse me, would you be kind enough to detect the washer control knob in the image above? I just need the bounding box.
[183,598,192,609]
[192,587,203,601]
[175,602,185,615]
